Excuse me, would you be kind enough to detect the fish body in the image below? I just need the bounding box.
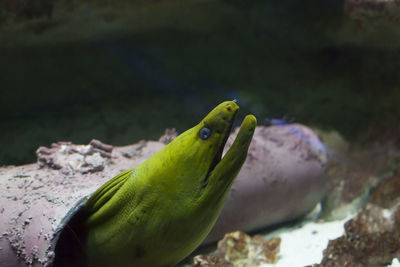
[80,101,256,266]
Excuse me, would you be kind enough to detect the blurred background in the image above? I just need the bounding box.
[1,0,399,166]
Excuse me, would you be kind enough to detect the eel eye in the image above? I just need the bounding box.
[199,127,211,140]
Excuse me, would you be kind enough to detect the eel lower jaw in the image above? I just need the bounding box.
[202,111,238,187]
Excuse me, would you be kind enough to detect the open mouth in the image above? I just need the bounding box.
[201,110,238,188]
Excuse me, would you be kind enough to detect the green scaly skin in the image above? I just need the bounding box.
[83,101,256,266]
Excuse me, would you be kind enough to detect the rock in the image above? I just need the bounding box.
[0,139,164,266]
[192,231,281,267]
[318,140,394,221]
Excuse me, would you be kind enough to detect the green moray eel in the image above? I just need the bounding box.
[55,101,256,267]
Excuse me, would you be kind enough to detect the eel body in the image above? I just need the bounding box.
[56,101,256,267]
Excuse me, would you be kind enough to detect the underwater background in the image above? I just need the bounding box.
[1,0,400,166]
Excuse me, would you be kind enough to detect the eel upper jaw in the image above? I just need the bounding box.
[201,111,238,188]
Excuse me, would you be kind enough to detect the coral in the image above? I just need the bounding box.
[369,172,400,208]
[314,172,400,267]
[193,231,281,267]
[158,128,178,145]
[36,139,112,174]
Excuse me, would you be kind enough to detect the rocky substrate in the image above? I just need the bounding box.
[191,133,400,267]
[0,124,327,266]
